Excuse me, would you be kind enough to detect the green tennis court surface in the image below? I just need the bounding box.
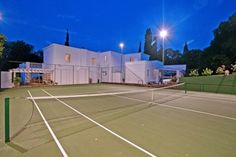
[1,84,236,157]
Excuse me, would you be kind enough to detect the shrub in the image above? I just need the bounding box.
[202,68,213,76]
[231,62,236,72]
[13,77,21,86]
[171,75,177,82]
[189,69,199,77]
[216,66,224,74]
[221,65,226,71]
[225,70,230,76]
[14,77,21,83]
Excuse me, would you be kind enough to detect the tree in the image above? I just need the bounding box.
[144,28,159,60]
[182,42,190,64]
[0,34,6,57]
[144,28,152,57]
[0,34,7,69]
[203,12,236,70]
[183,42,189,56]
[0,34,7,88]
[157,44,163,61]
[150,36,158,60]
[185,49,203,73]
[1,41,43,71]
[164,48,183,65]
[138,41,142,52]
[35,50,43,61]
[64,29,69,46]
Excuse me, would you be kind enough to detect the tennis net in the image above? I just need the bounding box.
[27,83,186,104]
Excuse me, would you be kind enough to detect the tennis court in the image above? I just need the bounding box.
[1,83,236,157]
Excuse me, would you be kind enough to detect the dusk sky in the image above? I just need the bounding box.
[0,0,235,53]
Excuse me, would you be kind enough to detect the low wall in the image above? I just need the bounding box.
[1,71,13,88]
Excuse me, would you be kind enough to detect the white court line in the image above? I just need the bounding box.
[115,95,236,121]
[27,91,68,157]
[42,89,157,157]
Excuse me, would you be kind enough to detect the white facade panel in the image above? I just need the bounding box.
[112,73,122,83]
[75,67,89,84]
[125,61,146,84]
[1,72,13,88]
[125,61,162,84]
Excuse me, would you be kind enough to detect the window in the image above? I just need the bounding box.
[91,57,96,65]
[130,57,135,62]
[104,55,107,63]
[64,54,71,63]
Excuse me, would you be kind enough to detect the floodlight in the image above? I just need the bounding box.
[119,43,124,49]
[160,29,168,38]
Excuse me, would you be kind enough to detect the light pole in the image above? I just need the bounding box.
[119,42,124,82]
[159,29,168,65]
[119,42,124,53]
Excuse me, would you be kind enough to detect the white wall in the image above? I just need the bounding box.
[125,61,146,84]
[53,65,73,85]
[145,61,159,83]
[75,66,89,84]
[125,61,161,84]
[43,44,99,66]
[112,73,122,83]
[124,53,141,63]
[1,72,13,88]
[99,51,112,67]
[43,44,100,84]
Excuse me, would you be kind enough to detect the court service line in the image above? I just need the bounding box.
[115,95,236,121]
[27,91,68,157]
[42,89,157,157]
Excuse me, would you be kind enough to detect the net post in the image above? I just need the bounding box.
[184,83,187,94]
[5,97,10,143]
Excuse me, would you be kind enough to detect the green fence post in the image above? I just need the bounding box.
[5,97,10,143]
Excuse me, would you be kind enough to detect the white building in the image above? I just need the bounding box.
[3,43,186,88]
[41,43,150,85]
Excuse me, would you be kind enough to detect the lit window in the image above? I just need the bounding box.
[130,57,134,62]
[104,55,107,63]
[91,58,96,65]
[64,54,71,63]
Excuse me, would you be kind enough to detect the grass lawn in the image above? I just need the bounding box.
[180,74,236,94]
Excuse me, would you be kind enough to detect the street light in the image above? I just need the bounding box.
[159,29,168,65]
[119,42,124,53]
[119,42,125,82]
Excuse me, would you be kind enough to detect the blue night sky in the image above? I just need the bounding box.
[0,0,236,53]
